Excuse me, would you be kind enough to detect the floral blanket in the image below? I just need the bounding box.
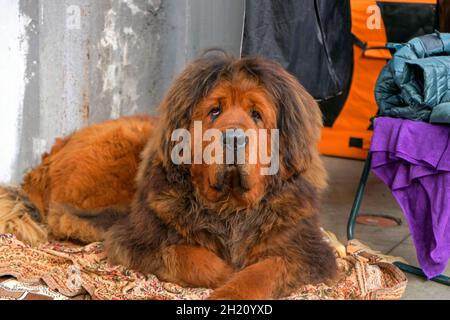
[0,234,407,300]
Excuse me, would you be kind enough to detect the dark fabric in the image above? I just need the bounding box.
[320,92,351,127]
[377,2,437,43]
[242,0,353,113]
[376,33,450,124]
[440,0,450,32]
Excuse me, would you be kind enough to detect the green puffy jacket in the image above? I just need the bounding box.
[376,33,450,124]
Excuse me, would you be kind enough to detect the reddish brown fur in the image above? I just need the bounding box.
[10,53,337,299]
[104,54,337,299]
[22,115,155,242]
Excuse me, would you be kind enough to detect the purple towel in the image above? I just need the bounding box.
[371,117,450,279]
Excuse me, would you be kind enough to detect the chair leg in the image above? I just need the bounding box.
[347,153,373,241]
[394,262,450,286]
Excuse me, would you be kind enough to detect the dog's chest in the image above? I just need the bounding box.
[189,212,262,268]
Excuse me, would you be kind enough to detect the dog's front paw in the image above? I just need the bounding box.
[207,288,245,300]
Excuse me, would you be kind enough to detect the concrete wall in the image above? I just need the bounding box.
[0,0,245,183]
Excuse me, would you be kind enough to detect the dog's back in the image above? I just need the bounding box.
[0,114,156,244]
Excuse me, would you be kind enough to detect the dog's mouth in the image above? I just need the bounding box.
[210,164,251,194]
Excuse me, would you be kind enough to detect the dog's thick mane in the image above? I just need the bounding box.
[130,156,321,269]
[145,53,327,190]
[135,52,328,216]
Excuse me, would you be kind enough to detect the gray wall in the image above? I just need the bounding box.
[1,0,245,183]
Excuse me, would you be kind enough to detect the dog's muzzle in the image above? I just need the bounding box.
[223,128,248,161]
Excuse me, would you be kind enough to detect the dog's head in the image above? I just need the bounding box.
[154,52,325,209]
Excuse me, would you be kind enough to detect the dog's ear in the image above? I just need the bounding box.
[240,58,324,179]
[154,53,232,171]
[277,75,323,178]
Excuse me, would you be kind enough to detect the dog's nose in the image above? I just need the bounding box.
[223,128,248,152]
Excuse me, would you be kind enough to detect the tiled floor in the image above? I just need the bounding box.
[321,156,450,300]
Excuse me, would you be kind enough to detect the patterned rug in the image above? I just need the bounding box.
[0,233,407,300]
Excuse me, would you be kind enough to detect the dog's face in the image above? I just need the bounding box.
[155,53,325,210]
[190,73,277,208]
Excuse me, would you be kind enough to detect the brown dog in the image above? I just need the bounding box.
[0,53,338,299]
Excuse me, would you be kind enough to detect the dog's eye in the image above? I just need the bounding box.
[209,106,222,119]
[251,110,262,122]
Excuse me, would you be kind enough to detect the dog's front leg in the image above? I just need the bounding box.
[156,245,234,289]
[207,257,290,300]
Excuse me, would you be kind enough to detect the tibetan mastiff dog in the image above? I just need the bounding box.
[0,53,338,299]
